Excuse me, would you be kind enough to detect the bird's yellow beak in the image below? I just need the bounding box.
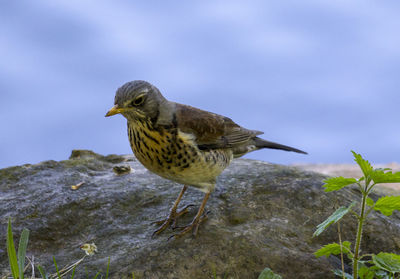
[105,105,125,117]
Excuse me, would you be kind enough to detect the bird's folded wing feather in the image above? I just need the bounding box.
[174,103,262,150]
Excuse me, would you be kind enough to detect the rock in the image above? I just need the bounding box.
[1,150,400,278]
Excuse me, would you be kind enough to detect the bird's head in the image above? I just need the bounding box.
[105,80,167,123]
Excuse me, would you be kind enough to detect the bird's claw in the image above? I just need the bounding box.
[168,210,210,240]
[152,204,194,236]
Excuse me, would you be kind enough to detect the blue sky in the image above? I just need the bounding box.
[1,1,399,168]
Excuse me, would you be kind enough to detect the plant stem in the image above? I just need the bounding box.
[353,189,368,279]
[337,222,345,279]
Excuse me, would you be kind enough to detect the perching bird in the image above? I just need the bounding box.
[106,80,306,238]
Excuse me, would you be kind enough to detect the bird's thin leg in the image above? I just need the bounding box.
[152,185,192,236]
[170,192,210,239]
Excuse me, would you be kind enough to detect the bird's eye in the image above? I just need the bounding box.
[131,96,145,106]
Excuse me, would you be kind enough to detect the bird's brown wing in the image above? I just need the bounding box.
[174,103,262,150]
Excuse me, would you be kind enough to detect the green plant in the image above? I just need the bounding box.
[258,268,282,279]
[6,217,29,279]
[37,256,108,279]
[5,217,110,279]
[314,151,400,279]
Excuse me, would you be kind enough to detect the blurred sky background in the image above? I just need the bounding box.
[1,0,399,168]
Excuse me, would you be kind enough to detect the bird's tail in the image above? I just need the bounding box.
[254,137,307,154]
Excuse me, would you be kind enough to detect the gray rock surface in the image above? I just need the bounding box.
[1,150,400,278]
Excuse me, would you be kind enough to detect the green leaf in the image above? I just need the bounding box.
[258,268,282,279]
[375,168,392,171]
[313,202,356,237]
[372,252,400,273]
[53,256,61,279]
[18,228,29,279]
[370,169,400,184]
[70,266,76,279]
[366,197,375,207]
[38,265,48,279]
[6,217,19,279]
[106,257,110,279]
[374,269,391,279]
[332,269,352,279]
[374,196,400,216]
[323,177,357,192]
[359,264,376,279]
[314,241,352,258]
[352,151,373,178]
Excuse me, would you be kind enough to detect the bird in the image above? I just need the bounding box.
[105,80,307,238]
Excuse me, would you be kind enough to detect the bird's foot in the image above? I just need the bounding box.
[168,210,210,240]
[152,204,194,236]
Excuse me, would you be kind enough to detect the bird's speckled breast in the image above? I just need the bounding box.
[127,120,233,192]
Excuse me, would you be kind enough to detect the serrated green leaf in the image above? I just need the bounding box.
[323,177,357,192]
[366,197,375,207]
[372,252,400,273]
[352,151,373,178]
[367,265,391,278]
[373,269,391,279]
[375,168,392,171]
[376,272,391,279]
[370,169,400,184]
[258,268,282,279]
[314,241,352,258]
[332,269,352,279]
[374,196,400,216]
[313,202,356,237]
[18,228,29,279]
[359,264,376,279]
[7,217,19,279]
